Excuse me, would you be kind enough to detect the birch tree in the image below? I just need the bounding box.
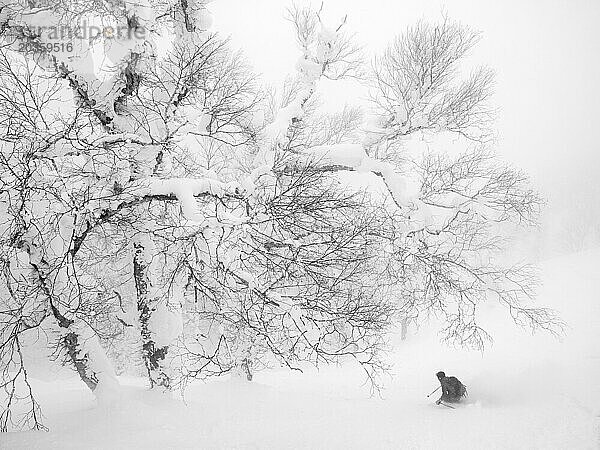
[0,3,561,431]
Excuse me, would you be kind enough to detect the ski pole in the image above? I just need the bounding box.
[426,386,441,397]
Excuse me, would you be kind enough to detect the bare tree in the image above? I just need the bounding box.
[0,3,562,432]
[365,19,561,348]
[0,0,260,402]
[369,16,494,163]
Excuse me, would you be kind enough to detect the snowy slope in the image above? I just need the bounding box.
[2,249,599,449]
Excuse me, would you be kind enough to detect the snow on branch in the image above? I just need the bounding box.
[146,178,242,221]
[256,5,361,167]
[290,143,421,209]
[370,16,494,147]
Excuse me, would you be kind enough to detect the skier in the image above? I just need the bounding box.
[435,371,467,405]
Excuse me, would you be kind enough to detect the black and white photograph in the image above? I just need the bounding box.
[0,0,598,448]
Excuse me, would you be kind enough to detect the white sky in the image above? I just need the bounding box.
[211,0,600,205]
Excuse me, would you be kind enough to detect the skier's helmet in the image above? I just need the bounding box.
[436,371,446,380]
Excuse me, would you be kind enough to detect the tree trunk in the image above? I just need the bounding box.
[401,317,409,341]
[240,358,253,381]
[133,241,171,388]
[31,261,106,392]
[61,331,98,391]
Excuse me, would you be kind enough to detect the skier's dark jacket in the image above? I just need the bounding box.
[439,375,467,403]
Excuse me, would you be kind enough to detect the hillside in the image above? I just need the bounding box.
[2,249,599,449]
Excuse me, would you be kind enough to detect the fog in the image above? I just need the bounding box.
[3,2,599,447]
